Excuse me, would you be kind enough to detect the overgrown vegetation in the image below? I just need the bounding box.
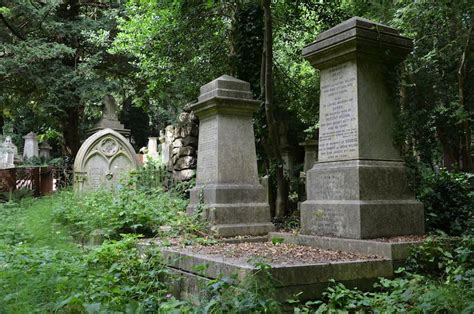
[293,236,474,313]
[2,188,474,313]
[54,188,190,241]
[416,168,474,236]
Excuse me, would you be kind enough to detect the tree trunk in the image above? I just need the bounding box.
[62,106,82,158]
[458,20,473,171]
[262,0,288,218]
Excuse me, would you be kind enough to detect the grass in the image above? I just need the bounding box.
[0,195,86,313]
[1,196,79,250]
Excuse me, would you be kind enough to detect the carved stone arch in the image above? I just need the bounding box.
[74,128,139,192]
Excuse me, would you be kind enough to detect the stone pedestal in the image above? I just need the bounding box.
[23,132,39,159]
[39,142,52,159]
[301,17,424,239]
[187,75,274,237]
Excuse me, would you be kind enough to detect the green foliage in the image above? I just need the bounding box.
[294,235,474,313]
[113,0,233,121]
[417,168,474,235]
[53,187,191,241]
[196,263,282,314]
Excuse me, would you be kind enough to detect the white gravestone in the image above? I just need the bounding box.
[146,137,159,162]
[0,136,17,169]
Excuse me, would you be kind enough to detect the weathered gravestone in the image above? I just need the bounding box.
[187,75,274,236]
[300,17,424,239]
[23,132,39,159]
[74,128,139,192]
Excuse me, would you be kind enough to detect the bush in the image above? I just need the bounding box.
[417,168,473,236]
[53,187,194,241]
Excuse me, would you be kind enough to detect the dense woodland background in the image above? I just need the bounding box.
[1,0,473,216]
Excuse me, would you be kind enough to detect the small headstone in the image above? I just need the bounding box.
[39,141,52,159]
[23,132,39,159]
[187,75,274,237]
[300,17,424,239]
[74,128,139,192]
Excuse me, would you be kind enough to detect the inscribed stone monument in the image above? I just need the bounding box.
[187,75,274,236]
[74,128,139,192]
[301,17,424,239]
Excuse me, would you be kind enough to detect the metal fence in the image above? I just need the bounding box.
[0,165,74,200]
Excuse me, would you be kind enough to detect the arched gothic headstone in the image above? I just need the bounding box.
[74,128,138,192]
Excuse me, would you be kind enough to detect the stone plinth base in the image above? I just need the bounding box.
[188,184,275,237]
[162,247,391,302]
[269,232,425,269]
[301,160,424,239]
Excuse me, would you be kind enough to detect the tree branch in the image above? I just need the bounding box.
[0,14,26,40]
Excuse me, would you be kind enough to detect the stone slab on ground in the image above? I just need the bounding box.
[269,232,425,268]
[161,241,392,301]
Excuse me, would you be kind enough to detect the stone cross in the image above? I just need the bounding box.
[87,95,130,138]
[187,75,274,237]
[300,17,424,239]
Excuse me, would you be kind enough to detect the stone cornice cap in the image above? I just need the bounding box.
[302,17,413,69]
[191,75,260,118]
[23,132,37,139]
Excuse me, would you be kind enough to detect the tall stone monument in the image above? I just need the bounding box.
[187,75,274,237]
[301,17,424,239]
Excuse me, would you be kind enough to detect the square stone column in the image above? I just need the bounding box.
[188,75,274,237]
[301,17,424,239]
